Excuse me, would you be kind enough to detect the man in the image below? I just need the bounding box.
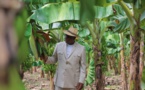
[45,26,86,90]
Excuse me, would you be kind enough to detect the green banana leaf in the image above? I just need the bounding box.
[108,4,130,33]
[113,4,126,16]
[123,0,133,3]
[24,0,73,4]
[30,2,114,27]
[80,0,95,25]
[106,0,116,3]
[30,2,80,24]
[95,5,113,19]
[85,59,95,86]
[17,38,29,63]
[113,16,130,33]
[25,23,32,38]
[78,28,90,37]
[123,0,145,15]
[78,40,92,51]
[29,34,39,59]
[24,0,50,4]
[140,11,145,31]
[95,0,116,6]
[140,11,145,21]
[100,21,108,38]
[141,81,145,90]
[123,0,145,10]
[105,32,120,55]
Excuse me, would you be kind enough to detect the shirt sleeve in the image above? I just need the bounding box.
[79,47,87,83]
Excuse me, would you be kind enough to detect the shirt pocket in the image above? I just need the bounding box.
[74,54,81,62]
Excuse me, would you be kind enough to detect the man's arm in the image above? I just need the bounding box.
[45,44,58,64]
[79,47,86,83]
[76,47,86,90]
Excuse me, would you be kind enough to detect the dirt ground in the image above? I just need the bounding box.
[23,68,122,90]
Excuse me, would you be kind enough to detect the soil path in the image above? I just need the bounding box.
[23,68,122,90]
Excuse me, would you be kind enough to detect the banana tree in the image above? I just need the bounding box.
[119,33,128,90]
[80,0,145,89]
[110,0,145,89]
[108,4,130,89]
[26,23,61,90]
[117,1,145,90]
[41,43,56,90]
[80,0,126,89]
[83,5,114,89]
[75,24,109,89]
[105,32,121,74]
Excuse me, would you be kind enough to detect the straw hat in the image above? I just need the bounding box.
[63,26,78,37]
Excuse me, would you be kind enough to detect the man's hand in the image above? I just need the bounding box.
[43,56,48,63]
[76,83,83,90]
[40,55,47,63]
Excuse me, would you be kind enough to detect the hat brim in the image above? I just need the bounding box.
[63,30,77,37]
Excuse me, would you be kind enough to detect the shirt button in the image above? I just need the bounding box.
[66,61,69,64]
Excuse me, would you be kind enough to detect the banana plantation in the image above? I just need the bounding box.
[0,0,145,90]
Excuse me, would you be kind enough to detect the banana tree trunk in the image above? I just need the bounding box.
[30,67,33,74]
[111,56,118,75]
[87,20,105,90]
[120,33,128,90]
[93,43,104,90]
[93,29,104,90]
[139,33,144,80]
[40,69,45,78]
[86,18,108,89]
[118,1,142,90]
[46,71,50,80]
[33,66,37,72]
[107,56,111,71]
[129,30,141,90]
[118,57,121,74]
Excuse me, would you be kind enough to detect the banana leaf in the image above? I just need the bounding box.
[29,34,39,59]
[85,59,95,86]
[30,2,80,24]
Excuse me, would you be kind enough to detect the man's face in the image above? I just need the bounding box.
[65,35,76,45]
